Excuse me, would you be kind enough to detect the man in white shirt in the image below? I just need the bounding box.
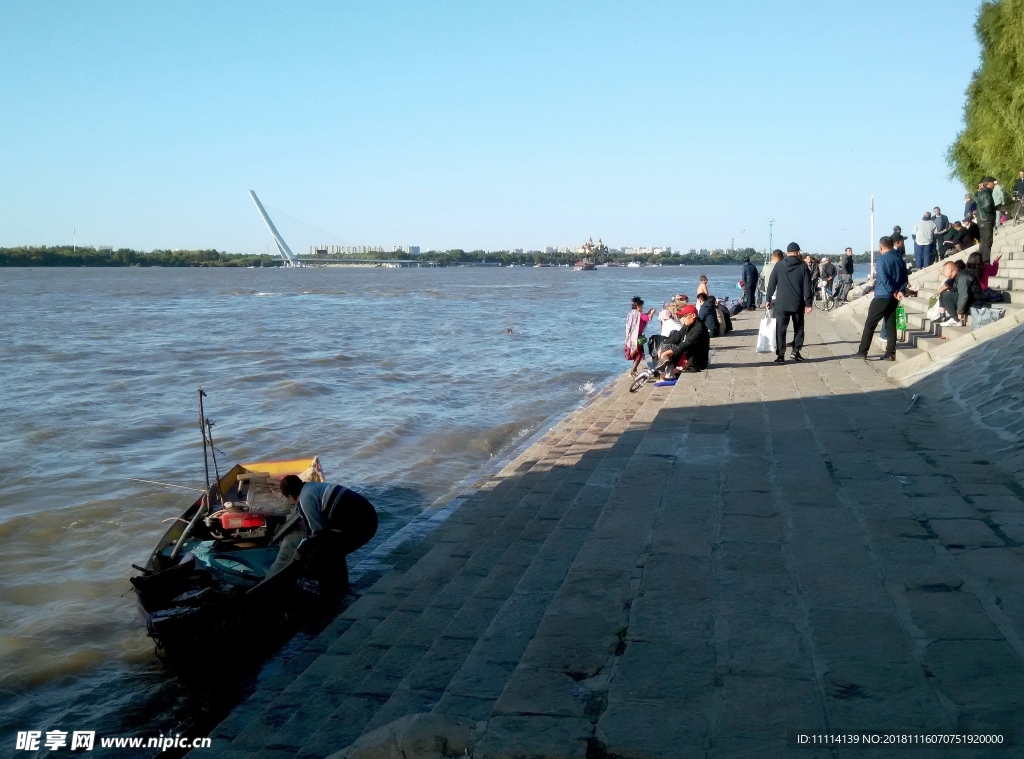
[912,212,937,270]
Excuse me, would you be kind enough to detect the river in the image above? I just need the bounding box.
[0,263,865,755]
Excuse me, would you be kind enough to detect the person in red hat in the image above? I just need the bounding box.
[656,303,710,376]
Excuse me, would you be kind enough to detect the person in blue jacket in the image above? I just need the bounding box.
[854,236,908,361]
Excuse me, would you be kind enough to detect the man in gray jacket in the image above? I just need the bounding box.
[765,242,813,364]
[912,212,936,270]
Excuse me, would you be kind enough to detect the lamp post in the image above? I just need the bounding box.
[870,196,875,277]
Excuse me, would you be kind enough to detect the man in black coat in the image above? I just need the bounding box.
[740,257,760,310]
[977,177,997,263]
[657,304,710,375]
[765,242,813,364]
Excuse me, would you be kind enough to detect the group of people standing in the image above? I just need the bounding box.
[905,172,1023,270]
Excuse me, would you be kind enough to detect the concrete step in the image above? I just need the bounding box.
[987,276,1018,290]
[208,379,663,756]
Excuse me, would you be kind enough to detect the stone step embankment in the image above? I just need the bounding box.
[199,310,1024,758]
[203,374,668,757]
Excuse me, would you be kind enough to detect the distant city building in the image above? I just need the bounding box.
[544,246,555,255]
[688,248,697,256]
[309,245,385,256]
[576,237,609,257]
[621,245,671,256]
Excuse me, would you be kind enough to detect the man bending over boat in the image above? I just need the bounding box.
[267,476,378,587]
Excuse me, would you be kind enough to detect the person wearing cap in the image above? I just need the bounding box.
[765,242,813,364]
[657,303,710,375]
[740,257,760,310]
[976,177,996,263]
[854,236,907,361]
[892,235,909,273]
[819,256,837,294]
[649,301,683,360]
[912,212,937,270]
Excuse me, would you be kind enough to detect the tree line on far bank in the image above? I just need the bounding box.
[0,245,874,268]
[0,246,281,267]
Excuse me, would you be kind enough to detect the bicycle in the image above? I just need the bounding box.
[1013,194,1024,225]
[813,279,836,312]
[832,277,852,307]
[629,358,673,392]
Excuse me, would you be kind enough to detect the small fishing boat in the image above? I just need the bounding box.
[130,456,327,657]
[573,259,596,271]
[129,390,339,658]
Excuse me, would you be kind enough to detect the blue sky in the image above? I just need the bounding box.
[0,1,984,254]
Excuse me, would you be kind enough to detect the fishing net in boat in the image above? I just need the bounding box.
[237,462,323,516]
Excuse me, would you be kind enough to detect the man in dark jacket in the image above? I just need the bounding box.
[854,237,907,360]
[840,248,855,278]
[976,177,997,263]
[936,260,982,326]
[964,193,978,219]
[941,220,971,257]
[1014,170,1024,200]
[765,242,813,364]
[803,254,820,294]
[696,293,720,337]
[819,257,837,293]
[740,257,760,310]
[658,304,710,374]
[962,217,980,246]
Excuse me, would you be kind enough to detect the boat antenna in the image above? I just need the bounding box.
[205,417,224,503]
[126,477,206,493]
[198,387,212,498]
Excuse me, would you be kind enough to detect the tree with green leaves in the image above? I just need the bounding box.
[947,0,1024,191]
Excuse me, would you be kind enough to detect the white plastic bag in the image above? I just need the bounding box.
[926,301,942,321]
[756,316,777,353]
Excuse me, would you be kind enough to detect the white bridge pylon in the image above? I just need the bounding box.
[248,190,299,265]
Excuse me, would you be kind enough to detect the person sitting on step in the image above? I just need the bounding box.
[696,292,720,338]
[965,251,1003,302]
[935,260,983,327]
[657,304,710,377]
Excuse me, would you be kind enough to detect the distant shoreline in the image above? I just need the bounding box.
[0,246,875,269]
